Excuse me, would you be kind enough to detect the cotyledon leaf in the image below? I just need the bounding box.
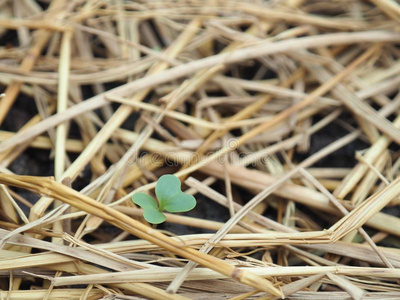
[132,193,166,224]
[155,175,196,213]
[132,175,196,224]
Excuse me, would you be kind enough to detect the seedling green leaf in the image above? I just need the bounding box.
[132,193,166,224]
[156,175,196,212]
[132,174,196,224]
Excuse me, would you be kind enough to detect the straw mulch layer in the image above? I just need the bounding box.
[1,0,400,299]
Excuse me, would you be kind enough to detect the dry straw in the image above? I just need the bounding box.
[1,0,400,299]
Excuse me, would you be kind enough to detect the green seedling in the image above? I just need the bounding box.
[132,174,196,224]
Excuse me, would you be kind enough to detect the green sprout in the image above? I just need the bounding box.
[132,174,196,224]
